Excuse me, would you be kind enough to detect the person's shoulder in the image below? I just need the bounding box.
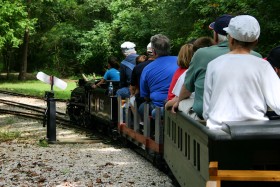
[250,50,262,58]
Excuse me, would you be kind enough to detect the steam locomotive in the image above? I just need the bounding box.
[67,78,280,187]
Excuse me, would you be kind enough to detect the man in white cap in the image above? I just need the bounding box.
[203,15,280,129]
[116,41,138,99]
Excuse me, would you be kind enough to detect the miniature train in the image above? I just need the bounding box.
[67,78,280,187]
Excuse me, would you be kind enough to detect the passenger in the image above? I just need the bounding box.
[164,43,194,109]
[267,46,280,77]
[203,15,280,129]
[165,37,215,110]
[130,43,155,107]
[136,55,148,65]
[172,14,261,120]
[139,34,178,119]
[116,41,138,99]
[91,56,120,88]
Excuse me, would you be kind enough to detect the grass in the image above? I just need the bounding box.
[0,131,21,141]
[0,79,77,100]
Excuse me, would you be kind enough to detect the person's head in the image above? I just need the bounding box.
[136,55,147,65]
[223,15,260,51]
[193,37,215,52]
[209,14,234,44]
[107,56,120,69]
[121,41,136,56]
[146,42,153,56]
[177,44,194,69]
[267,46,280,77]
[150,34,171,57]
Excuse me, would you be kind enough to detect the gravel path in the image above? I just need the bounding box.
[0,94,174,187]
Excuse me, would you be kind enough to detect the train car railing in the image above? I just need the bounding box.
[117,97,163,154]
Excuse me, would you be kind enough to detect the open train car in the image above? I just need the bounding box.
[164,109,280,187]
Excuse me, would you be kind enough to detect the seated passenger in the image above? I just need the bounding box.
[139,34,178,120]
[91,56,120,88]
[171,14,235,119]
[172,15,261,120]
[116,42,138,99]
[267,46,280,77]
[165,43,193,109]
[203,15,280,129]
[136,55,148,65]
[130,43,155,107]
[165,37,215,110]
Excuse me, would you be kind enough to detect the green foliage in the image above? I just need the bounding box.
[0,0,36,49]
[1,0,280,76]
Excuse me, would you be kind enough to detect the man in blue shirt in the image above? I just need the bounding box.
[139,34,178,119]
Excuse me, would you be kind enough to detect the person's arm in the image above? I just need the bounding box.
[129,85,136,96]
[171,85,191,113]
[92,78,105,88]
[165,96,178,110]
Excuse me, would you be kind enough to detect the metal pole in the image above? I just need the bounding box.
[46,91,56,142]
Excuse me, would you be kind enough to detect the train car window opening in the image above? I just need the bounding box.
[172,121,177,144]
[193,140,197,167]
[185,132,188,157]
[178,127,183,151]
[167,117,171,137]
[172,121,175,141]
[188,134,191,160]
[197,143,200,171]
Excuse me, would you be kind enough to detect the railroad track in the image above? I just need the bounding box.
[0,92,106,143]
[0,98,69,125]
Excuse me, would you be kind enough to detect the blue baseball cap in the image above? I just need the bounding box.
[209,14,234,36]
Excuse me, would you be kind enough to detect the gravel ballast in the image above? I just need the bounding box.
[0,94,174,187]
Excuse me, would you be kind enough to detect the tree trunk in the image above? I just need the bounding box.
[18,0,31,80]
[18,29,29,80]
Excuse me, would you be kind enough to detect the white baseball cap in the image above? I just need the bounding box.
[120,41,136,49]
[147,42,152,53]
[223,15,260,42]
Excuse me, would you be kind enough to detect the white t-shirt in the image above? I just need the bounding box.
[203,54,280,129]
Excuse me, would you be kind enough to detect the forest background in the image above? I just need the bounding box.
[0,0,279,80]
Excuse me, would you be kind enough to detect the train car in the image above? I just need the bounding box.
[164,109,280,187]
[67,79,119,131]
[67,78,280,187]
[67,79,165,163]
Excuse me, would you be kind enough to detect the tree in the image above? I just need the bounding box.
[0,0,35,78]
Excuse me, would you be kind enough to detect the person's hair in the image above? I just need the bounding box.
[150,34,171,57]
[233,38,258,50]
[217,34,228,43]
[177,44,194,69]
[136,55,148,65]
[193,37,215,52]
[108,56,120,69]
